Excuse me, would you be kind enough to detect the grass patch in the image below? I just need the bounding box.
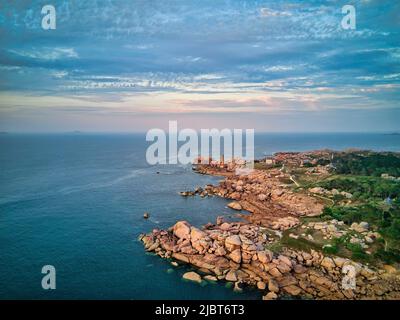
[281,233,322,252]
[265,241,283,254]
[373,248,400,264]
[344,243,371,262]
[322,244,339,255]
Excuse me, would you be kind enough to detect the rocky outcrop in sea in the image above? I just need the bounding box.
[140,218,400,300]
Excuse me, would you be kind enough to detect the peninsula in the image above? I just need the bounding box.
[140,149,400,300]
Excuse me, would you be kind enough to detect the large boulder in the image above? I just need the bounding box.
[228,249,242,264]
[282,285,302,296]
[293,264,307,274]
[227,202,242,210]
[268,279,279,293]
[225,235,242,252]
[190,227,210,253]
[321,257,335,271]
[230,192,241,200]
[278,255,292,267]
[350,222,369,233]
[225,270,238,282]
[190,227,207,242]
[257,193,267,201]
[220,222,232,231]
[182,271,202,283]
[263,292,278,300]
[269,267,283,278]
[276,262,291,274]
[172,252,190,263]
[257,250,273,264]
[272,189,284,197]
[309,187,326,194]
[257,281,266,290]
[333,257,348,268]
[360,267,376,280]
[204,275,218,282]
[278,275,298,288]
[190,255,215,270]
[173,221,191,240]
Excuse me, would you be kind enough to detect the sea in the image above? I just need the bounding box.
[0,132,399,299]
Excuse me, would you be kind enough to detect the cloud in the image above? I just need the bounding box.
[8,47,79,61]
[263,65,295,72]
[260,8,292,17]
[0,0,399,132]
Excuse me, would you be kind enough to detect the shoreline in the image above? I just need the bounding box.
[140,149,400,300]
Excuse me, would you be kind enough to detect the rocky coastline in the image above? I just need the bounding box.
[140,218,400,300]
[140,151,400,300]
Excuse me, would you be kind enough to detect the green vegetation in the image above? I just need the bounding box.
[321,235,371,262]
[321,197,400,263]
[284,150,400,263]
[281,233,322,252]
[345,243,370,261]
[374,248,400,264]
[300,151,400,263]
[322,244,339,255]
[316,176,400,200]
[302,162,314,168]
[332,152,400,177]
[265,241,283,254]
[309,172,400,261]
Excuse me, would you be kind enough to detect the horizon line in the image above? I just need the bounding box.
[1,131,399,135]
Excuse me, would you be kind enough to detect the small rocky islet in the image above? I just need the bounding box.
[140,150,400,300]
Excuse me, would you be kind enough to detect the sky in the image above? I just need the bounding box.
[0,0,399,133]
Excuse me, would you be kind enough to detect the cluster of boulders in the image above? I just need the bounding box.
[185,168,324,229]
[309,187,353,199]
[207,172,291,205]
[283,248,400,299]
[226,201,299,231]
[348,222,381,251]
[381,173,400,181]
[273,150,332,167]
[144,161,400,300]
[350,221,370,233]
[271,217,300,230]
[305,220,347,240]
[141,218,272,263]
[180,185,215,198]
[296,220,380,252]
[140,219,400,300]
[304,166,330,175]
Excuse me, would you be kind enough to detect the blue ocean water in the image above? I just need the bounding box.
[0,133,399,299]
